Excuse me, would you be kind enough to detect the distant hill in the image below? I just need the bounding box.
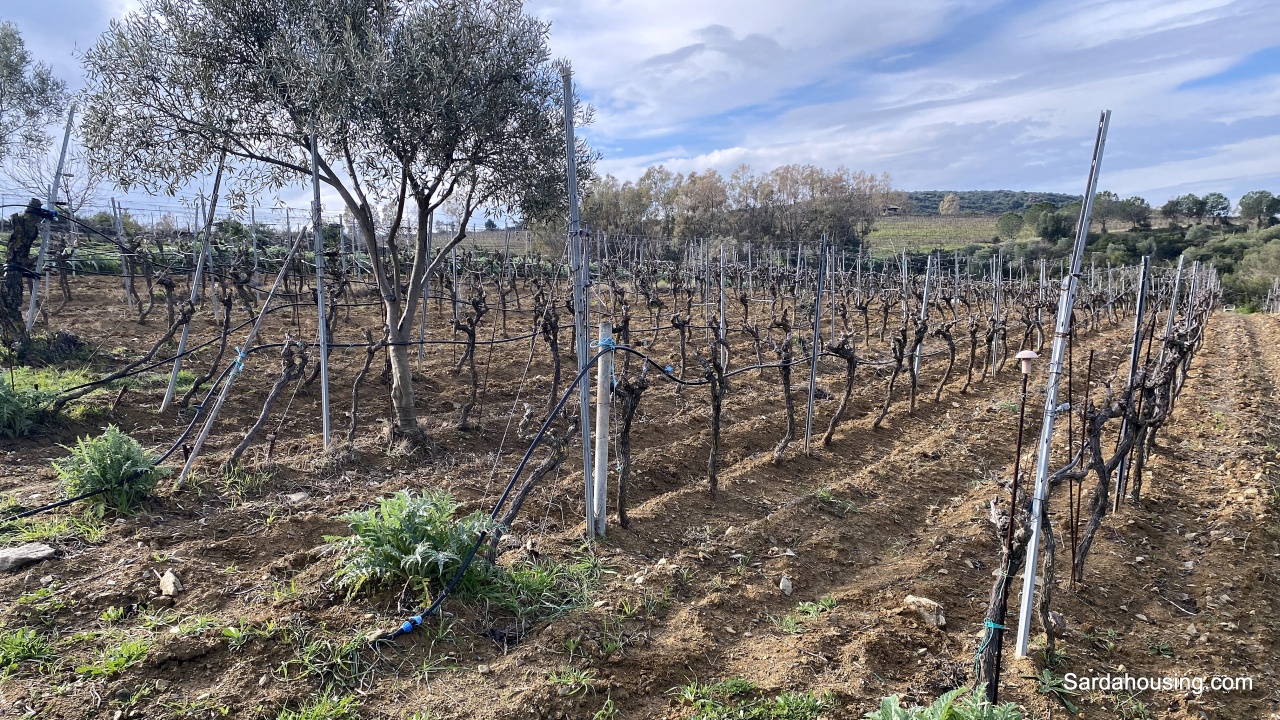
[906,190,1081,216]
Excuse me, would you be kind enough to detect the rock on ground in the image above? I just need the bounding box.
[0,543,56,573]
[904,594,946,628]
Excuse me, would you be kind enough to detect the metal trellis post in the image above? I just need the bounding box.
[1016,110,1110,657]
[161,154,225,413]
[562,65,594,538]
[1113,256,1150,505]
[310,127,331,449]
[803,237,827,456]
[26,103,75,331]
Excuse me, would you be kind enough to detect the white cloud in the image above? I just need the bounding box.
[539,0,1280,200]
[534,0,993,138]
[1011,0,1240,52]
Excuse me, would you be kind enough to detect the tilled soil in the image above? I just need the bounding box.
[1,279,1277,719]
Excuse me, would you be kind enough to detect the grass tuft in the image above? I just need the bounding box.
[673,677,831,719]
[75,636,152,677]
[275,694,361,720]
[0,628,54,671]
[0,379,54,439]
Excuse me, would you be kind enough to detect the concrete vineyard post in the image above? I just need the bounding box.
[592,322,613,536]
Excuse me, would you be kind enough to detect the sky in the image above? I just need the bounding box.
[3,0,1280,218]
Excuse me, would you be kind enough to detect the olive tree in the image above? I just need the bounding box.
[1118,196,1151,229]
[1035,209,1074,243]
[1177,193,1208,223]
[1201,192,1231,225]
[1237,190,1279,229]
[82,0,590,435]
[0,21,66,162]
[1091,190,1121,233]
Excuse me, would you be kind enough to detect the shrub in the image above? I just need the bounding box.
[325,491,600,627]
[864,688,1024,719]
[52,425,168,514]
[12,331,93,366]
[1185,224,1213,244]
[325,490,495,599]
[0,380,52,439]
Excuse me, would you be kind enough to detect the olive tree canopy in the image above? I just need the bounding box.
[1237,190,1280,229]
[82,0,592,432]
[0,21,67,163]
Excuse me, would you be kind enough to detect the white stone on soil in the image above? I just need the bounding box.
[0,543,55,573]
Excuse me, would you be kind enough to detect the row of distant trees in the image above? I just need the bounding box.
[985,189,1280,244]
[583,176,1280,251]
[1120,190,1280,230]
[580,164,903,247]
[918,189,1080,215]
[1164,190,1280,229]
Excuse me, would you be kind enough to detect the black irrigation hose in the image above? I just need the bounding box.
[38,299,326,399]
[44,318,258,398]
[36,254,991,411]
[46,257,498,309]
[0,362,236,525]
